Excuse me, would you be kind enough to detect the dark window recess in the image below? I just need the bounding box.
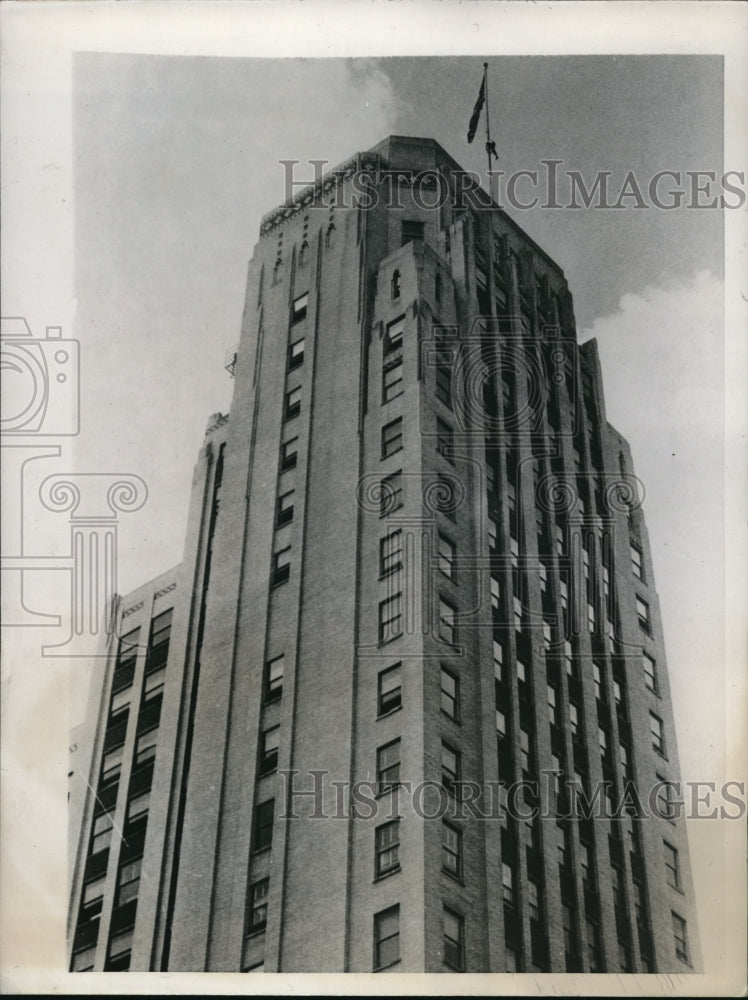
[377,663,402,715]
[291,292,308,323]
[276,490,294,528]
[259,726,280,776]
[375,819,400,877]
[272,547,291,586]
[246,878,269,934]
[382,360,403,403]
[288,338,305,370]
[265,654,284,702]
[381,417,403,459]
[401,220,424,246]
[252,800,274,852]
[285,386,301,420]
[137,696,162,734]
[443,907,465,970]
[376,739,401,793]
[391,270,401,299]
[380,529,403,577]
[145,608,172,674]
[379,470,403,517]
[373,905,400,970]
[281,436,298,471]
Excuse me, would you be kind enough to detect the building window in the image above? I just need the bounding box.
[127,790,150,824]
[556,822,569,869]
[281,436,298,471]
[246,878,269,934]
[110,686,131,715]
[259,726,280,776]
[375,819,400,877]
[373,905,400,970]
[272,547,291,586]
[438,533,456,579]
[440,667,459,720]
[381,417,403,459]
[380,529,403,577]
[72,946,97,972]
[285,386,301,420]
[376,739,401,793]
[101,744,124,785]
[569,703,579,738]
[81,876,105,922]
[643,653,658,694]
[672,912,689,963]
[441,741,460,795]
[276,490,294,528]
[547,684,557,726]
[117,857,142,906]
[435,358,452,409]
[107,929,133,970]
[265,654,284,702]
[562,902,574,959]
[143,665,165,703]
[656,775,679,821]
[593,662,603,701]
[378,593,402,644]
[502,862,514,905]
[401,219,424,246]
[442,821,462,877]
[630,543,643,580]
[493,640,503,681]
[636,596,650,633]
[586,919,601,972]
[520,728,531,773]
[291,291,308,323]
[91,812,113,855]
[253,800,274,852]
[443,907,465,971]
[650,712,666,756]
[496,709,506,738]
[490,576,501,611]
[598,727,608,755]
[488,517,498,550]
[513,596,524,630]
[439,598,456,645]
[377,663,402,716]
[385,317,404,355]
[516,658,528,685]
[382,359,403,403]
[288,337,305,370]
[528,881,541,922]
[391,269,401,299]
[437,418,454,461]
[664,841,681,889]
[380,470,403,517]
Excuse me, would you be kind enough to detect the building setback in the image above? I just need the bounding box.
[68,136,701,974]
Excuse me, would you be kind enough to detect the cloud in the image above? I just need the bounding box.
[581,268,724,767]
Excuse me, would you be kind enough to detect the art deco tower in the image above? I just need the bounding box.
[68,136,701,974]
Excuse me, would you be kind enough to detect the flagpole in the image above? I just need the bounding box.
[482,62,496,204]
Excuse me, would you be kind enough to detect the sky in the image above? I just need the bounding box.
[1,4,745,990]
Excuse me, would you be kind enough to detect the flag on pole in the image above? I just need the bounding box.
[467,71,486,144]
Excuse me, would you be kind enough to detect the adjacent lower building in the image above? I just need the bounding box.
[68,135,701,974]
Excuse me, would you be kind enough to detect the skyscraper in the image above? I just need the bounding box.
[68,136,701,974]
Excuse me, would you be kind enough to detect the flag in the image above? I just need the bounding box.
[467,72,486,144]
